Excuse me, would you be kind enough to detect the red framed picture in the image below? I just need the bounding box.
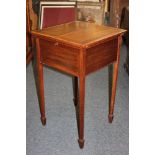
[39,1,76,29]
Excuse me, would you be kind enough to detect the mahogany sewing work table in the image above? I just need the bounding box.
[31,21,126,149]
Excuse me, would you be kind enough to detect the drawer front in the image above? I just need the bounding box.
[40,39,80,76]
[86,38,118,74]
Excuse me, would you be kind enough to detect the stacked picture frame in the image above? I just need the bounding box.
[39,1,77,29]
[76,1,104,25]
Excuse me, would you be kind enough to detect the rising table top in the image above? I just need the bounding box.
[31,21,126,48]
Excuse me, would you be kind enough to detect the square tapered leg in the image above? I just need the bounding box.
[109,36,122,123]
[36,38,46,126]
[78,75,85,148]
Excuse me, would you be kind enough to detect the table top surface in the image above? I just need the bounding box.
[31,21,126,48]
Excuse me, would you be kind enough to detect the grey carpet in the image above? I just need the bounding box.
[26,44,129,155]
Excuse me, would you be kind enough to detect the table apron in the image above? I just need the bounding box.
[38,37,118,76]
[85,38,118,75]
[39,38,80,76]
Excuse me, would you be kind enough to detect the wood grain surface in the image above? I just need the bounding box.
[31,21,126,48]
[40,38,80,76]
[86,37,118,74]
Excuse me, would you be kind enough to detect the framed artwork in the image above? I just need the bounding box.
[39,1,76,29]
[76,1,104,25]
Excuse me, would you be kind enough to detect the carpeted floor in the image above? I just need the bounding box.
[26,44,129,155]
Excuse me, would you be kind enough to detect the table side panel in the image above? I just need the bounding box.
[39,39,80,76]
[86,38,118,75]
